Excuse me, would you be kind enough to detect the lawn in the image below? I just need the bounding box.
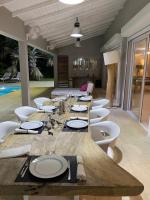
[0,87,53,122]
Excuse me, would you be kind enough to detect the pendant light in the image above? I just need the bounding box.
[71,17,83,38]
[75,38,81,47]
[59,0,84,5]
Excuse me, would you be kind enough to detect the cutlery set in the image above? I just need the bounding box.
[20,159,30,178]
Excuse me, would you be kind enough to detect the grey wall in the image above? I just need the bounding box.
[57,35,104,85]
[101,0,150,92]
[104,0,150,42]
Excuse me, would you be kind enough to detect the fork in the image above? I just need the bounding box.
[21,159,30,178]
[67,160,71,181]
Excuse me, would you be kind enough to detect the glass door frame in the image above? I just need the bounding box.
[127,33,150,122]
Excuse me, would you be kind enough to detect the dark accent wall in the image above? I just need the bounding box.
[57,35,104,86]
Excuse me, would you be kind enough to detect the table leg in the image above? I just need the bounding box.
[74,196,79,200]
[23,195,29,200]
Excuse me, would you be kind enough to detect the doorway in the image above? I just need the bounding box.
[57,55,69,87]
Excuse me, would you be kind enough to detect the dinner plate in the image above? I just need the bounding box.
[29,155,68,179]
[20,121,43,130]
[52,96,67,102]
[71,105,87,112]
[40,105,56,112]
[66,119,88,129]
[79,96,92,102]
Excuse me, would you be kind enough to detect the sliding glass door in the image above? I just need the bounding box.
[141,42,150,126]
[130,38,147,119]
[128,34,150,127]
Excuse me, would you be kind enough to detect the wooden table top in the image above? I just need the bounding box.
[0,99,144,196]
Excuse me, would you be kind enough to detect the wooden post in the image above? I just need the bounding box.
[106,64,116,107]
[19,41,30,106]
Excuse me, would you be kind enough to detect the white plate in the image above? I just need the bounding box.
[40,105,56,112]
[20,121,43,130]
[29,155,68,179]
[66,119,88,129]
[71,105,87,112]
[52,96,67,102]
[79,96,92,101]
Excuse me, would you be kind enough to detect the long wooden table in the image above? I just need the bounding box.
[0,100,144,197]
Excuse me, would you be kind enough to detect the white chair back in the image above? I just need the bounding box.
[4,72,11,77]
[0,121,20,143]
[90,121,120,153]
[90,108,110,124]
[87,82,94,94]
[15,106,38,122]
[92,98,110,109]
[34,97,51,109]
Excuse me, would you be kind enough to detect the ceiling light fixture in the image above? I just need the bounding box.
[71,17,83,38]
[59,0,84,5]
[75,38,81,47]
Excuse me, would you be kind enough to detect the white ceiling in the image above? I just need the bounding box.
[0,0,127,48]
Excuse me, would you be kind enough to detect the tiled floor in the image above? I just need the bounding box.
[0,89,150,200]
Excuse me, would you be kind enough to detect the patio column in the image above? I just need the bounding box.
[19,40,30,106]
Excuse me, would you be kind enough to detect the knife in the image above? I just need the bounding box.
[67,160,71,181]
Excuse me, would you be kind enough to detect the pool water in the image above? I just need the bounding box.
[0,86,21,96]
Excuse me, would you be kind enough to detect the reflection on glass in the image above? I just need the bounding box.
[141,46,150,126]
[131,39,147,118]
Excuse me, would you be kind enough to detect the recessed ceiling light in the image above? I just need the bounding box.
[59,0,84,5]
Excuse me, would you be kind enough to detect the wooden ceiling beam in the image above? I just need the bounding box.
[47,28,106,44]
[39,9,118,34]
[0,0,14,6]
[41,17,113,38]
[43,23,110,40]
[34,3,122,28]
[12,0,59,17]
[55,31,104,48]
[24,0,116,25]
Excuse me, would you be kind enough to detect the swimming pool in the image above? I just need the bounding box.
[0,85,21,96]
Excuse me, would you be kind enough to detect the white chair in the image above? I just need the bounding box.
[0,144,31,158]
[0,72,11,82]
[89,108,110,124]
[15,106,39,122]
[51,82,94,97]
[11,72,21,82]
[90,121,120,153]
[0,121,20,143]
[92,98,110,109]
[34,97,51,109]
[87,82,94,94]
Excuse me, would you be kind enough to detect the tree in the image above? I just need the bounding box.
[28,47,44,80]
